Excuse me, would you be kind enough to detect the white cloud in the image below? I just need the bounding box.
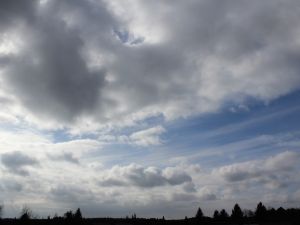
[96,126,166,147]
[264,151,300,171]
[213,151,300,190]
[0,129,102,158]
[128,126,166,147]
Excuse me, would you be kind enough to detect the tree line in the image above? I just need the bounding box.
[195,202,300,223]
[0,202,299,225]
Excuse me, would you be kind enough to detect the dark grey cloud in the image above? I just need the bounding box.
[1,151,38,176]
[0,56,12,67]
[4,21,105,123]
[1,0,110,124]
[99,164,192,188]
[164,169,192,185]
[0,0,35,28]
[223,170,256,182]
[201,193,217,201]
[126,166,167,188]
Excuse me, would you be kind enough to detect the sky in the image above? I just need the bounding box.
[0,0,300,219]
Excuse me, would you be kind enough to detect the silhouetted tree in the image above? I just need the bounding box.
[276,207,287,220]
[243,209,254,218]
[255,202,267,220]
[20,206,32,221]
[64,210,74,220]
[219,209,229,219]
[1,201,300,225]
[53,213,59,220]
[195,207,203,219]
[267,207,276,220]
[213,210,220,219]
[74,208,82,220]
[231,203,243,220]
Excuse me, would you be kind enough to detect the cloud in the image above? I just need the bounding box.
[4,20,105,124]
[217,161,259,182]
[99,163,192,188]
[264,151,300,171]
[1,151,38,176]
[0,129,102,159]
[163,167,192,185]
[0,149,298,218]
[0,0,108,128]
[0,0,35,28]
[215,151,300,183]
[171,193,197,202]
[99,0,300,122]
[119,126,166,147]
[0,0,299,131]
[0,178,23,192]
[48,152,80,164]
[50,185,94,203]
[98,178,126,187]
[1,0,300,219]
[198,187,217,201]
[171,187,217,202]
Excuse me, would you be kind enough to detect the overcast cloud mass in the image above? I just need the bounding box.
[0,0,300,219]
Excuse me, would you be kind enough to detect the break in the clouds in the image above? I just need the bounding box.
[0,0,300,219]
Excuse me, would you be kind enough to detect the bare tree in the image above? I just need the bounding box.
[20,205,33,220]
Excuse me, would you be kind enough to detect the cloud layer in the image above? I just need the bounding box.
[1,0,300,219]
[0,131,299,218]
[1,0,300,131]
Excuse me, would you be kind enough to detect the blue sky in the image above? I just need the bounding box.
[0,0,300,219]
[88,89,300,168]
